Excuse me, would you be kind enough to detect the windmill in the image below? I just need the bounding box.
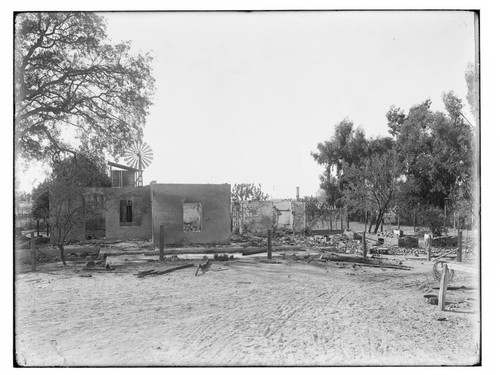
[123,142,154,186]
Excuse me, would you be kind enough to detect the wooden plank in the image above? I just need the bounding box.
[353,262,412,270]
[242,246,303,256]
[438,264,449,311]
[432,249,456,262]
[154,263,194,275]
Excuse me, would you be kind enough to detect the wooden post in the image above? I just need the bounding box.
[457,230,463,262]
[346,207,349,230]
[362,232,367,258]
[413,208,416,234]
[159,225,165,261]
[364,209,368,232]
[427,237,432,261]
[438,264,449,311]
[30,232,36,272]
[267,229,272,260]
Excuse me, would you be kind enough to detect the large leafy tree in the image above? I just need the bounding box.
[49,154,111,265]
[311,119,368,207]
[388,93,473,209]
[344,144,401,233]
[15,12,156,161]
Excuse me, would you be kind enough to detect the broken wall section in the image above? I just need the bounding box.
[151,183,231,245]
[232,200,306,236]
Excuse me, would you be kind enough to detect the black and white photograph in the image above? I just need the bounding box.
[12,3,487,368]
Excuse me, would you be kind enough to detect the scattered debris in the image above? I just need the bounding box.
[195,256,211,276]
[214,254,234,261]
[423,294,438,305]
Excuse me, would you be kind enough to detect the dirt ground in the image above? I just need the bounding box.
[14,252,480,367]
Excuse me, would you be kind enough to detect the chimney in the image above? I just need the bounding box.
[296,187,300,201]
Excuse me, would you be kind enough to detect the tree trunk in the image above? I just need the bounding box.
[380,218,384,232]
[369,215,374,233]
[373,211,384,233]
[58,244,67,266]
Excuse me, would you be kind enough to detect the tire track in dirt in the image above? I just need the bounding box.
[15,260,480,366]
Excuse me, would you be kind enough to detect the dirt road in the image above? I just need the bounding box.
[15,257,480,366]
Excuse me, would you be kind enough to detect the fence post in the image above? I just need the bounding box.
[159,224,165,261]
[427,237,432,261]
[30,232,36,272]
[267,229,272,260]
[457,230,463,262]
[413,208,416,234]
[362,232,367,258]
[438,264,449,311]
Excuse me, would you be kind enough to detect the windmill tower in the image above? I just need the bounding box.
[124,142,154,186]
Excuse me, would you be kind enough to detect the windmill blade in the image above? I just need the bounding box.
[124,141,154,171]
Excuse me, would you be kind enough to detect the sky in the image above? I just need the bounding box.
[16,10,477,198]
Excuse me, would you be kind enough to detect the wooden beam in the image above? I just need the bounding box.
[102,245,304,257]
[438,264,449,311]
[107,161,139,172]
[427,237,432,261]
[362,232,367,258]
[138,264,194,278]
[155,263,194,276]
[353,262,412,270]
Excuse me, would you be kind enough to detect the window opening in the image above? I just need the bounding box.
[183,202,202,232]
[120,200,133,223]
